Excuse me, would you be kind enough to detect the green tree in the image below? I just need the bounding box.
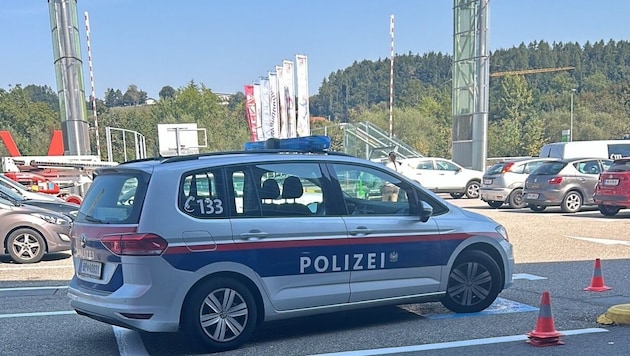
[159,85,176,100]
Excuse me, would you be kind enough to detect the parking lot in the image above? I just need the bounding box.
[1,195,629,355]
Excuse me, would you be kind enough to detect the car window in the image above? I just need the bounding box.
[436,160,458,171]
[531,162,566,175]
[77,172,144,224]
[232,162,326,217]
[523,161,545,174]
[601,160,613,171]
[331,163,417,216]
[486,162,509,175]
[607,159,630,172]
[415,160,434,170]
[575,160,601,174]
[179,169,227,218]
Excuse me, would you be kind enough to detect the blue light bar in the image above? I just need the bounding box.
[244,136,331,151]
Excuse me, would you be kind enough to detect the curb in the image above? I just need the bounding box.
[597,304,630,325]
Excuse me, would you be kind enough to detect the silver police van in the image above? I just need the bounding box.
[67,136,514,352]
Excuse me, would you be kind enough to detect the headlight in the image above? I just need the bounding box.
[495,225,509,241]
[31,212,71,225]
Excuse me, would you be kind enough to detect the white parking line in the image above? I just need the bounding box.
[0,310,76,318]
[113,326,149,356]
[310,328,609,355]
[568,236,630,246]
[0,286,67,292]
[0,265,73,271]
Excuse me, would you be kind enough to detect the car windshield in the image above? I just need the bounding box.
[607,160,630,172]
[531,162,567,175]
[0,184,25,202]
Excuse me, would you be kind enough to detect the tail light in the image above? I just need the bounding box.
[101,233,168,256]
[548,176,563,185]
[501,162,514,174]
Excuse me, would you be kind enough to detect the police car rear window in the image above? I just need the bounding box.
[76,173,143,224]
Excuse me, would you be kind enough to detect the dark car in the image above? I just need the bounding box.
[0,184,79,220]
[523,158,612,213]
[593,157,630,216]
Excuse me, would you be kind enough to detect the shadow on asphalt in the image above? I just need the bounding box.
[0,252,71,264]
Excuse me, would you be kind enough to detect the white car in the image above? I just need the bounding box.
[399,157,483,199]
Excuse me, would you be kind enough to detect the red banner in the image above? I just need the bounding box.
[244,85,257,141]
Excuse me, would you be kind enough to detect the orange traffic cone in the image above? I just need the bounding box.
[527,291,564,346]
[584,258,611,292]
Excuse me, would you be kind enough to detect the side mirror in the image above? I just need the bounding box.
[419,200,433,222]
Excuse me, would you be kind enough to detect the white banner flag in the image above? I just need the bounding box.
[268,72,280,138]
[283,60,296,138]
[260,77,273,140]
[253,83,263,141]
[276,65,288,138]
[296,54,311,137]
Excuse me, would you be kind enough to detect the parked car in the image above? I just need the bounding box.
[593,157,630,216]
[67,136,514,352]
[0,184,79,220]
[399,157,482,199]
[523,158,612,213]
[0,173,65,202]
[0,196,72,263]
[480,157,555,209]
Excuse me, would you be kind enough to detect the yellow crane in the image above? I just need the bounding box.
[490,66,575,77]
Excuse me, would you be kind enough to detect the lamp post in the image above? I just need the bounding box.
[570,89,576,142]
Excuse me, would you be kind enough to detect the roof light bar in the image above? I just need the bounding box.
[244,136,331,152]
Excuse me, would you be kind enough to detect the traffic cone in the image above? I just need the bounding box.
[526,291,564,346]
[584,258,611,292]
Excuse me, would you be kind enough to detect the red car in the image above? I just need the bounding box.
[593,157,630,216]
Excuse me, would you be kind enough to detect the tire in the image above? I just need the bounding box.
[487,200,503,209]
[465,181,480,199]
[450,192,464,199]
[528,204,546,213]
[7,228,46,264]
[441,250,502,313]
[598,205,621,217]
[507,188,526,209]
[183,278,258,352]
[561,191,582,213]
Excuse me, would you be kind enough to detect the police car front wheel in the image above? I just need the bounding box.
[183,277,258,352]
[440,250,502,313]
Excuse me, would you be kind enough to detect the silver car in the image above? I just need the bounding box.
[480,157,555,209]
[523,158,612,213]
[0,197,72,263]
[67,136,514,352]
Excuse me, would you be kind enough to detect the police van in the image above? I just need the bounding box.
[67,136,514,352]
[539,139,630,160]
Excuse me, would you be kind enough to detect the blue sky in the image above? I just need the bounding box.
[2,0,630,99]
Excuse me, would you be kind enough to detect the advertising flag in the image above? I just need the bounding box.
[295,54,311,137]
[260,77,273,140]
[253,83,263,141]
[283,60,296,138]
[268,72,280,138]
[276,65,288,138]
[244,84,257,141]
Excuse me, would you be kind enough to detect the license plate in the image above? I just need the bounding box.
[526,193,539,199]
[604,179,619,186]
[79,260,103,279]
[483,179,492,185]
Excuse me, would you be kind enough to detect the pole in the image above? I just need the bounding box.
[85,11,101,158]
[389,15,394,139]
[570,89,575,142]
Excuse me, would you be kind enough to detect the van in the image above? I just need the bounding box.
[539,140,630,160]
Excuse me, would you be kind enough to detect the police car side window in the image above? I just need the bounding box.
[252,163,325,217]
[331,163,412,216]
[179,169,227,218]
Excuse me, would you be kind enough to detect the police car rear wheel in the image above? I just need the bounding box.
[441,250,501,313]
[184,278,257,352]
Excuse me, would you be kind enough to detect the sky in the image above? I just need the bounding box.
[2,0,630,100]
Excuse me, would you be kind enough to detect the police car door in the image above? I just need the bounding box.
[329,163,442,303]
[227,162,350,311]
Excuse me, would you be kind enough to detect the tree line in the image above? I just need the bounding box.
[2,39,630,160]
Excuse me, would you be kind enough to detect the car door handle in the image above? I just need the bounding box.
[349,227,373,236]
[240,230,269,240]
